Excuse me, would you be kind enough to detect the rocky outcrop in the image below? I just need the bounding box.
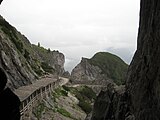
[91,85,132,120]
[71,58,105,84]
[0,15,66,89]
[32,46,65,76]
[92,0,160,120]
[71,52,128,85]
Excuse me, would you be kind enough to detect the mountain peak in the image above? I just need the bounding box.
[71,52,128,85]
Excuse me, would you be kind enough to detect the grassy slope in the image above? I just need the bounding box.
[88,52,128,85]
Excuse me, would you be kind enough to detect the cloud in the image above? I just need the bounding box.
[0,0,140,72]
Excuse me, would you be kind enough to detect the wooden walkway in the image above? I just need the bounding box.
[14,74,68,120]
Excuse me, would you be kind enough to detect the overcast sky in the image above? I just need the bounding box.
[0,0,140,72]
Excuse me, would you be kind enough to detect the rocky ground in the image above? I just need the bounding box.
[31,85,96,120]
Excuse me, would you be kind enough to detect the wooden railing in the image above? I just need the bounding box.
[14,75,65,120]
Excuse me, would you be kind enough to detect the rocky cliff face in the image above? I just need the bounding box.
[32,45,65,75]
[71,52,128,85]
[126,0,160,119]
[0,17,36,89]
[92,0,160,120]
[91,85,129,120]
[0,15,65,90]
[71,57,104,84]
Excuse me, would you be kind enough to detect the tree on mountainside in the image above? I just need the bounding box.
[38,42,40,47]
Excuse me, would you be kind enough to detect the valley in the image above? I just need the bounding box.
[0,16,128,119]
[2,0,159,120]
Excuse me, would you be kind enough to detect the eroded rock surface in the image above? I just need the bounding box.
[71,58,104,84]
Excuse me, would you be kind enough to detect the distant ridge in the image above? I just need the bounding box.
[71,52,128,85]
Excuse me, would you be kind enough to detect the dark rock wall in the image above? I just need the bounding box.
[91,85,129,120]
[92,0,160,120]
[126,0,160,119]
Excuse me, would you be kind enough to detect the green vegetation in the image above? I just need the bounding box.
[32,45,58,74]
[0,17,24,53]
[53,85,96,114]
[0,16,45,77]
[53,87,68,98]
[88,52,128,85]
[51,87,78,119]
[27,44,55,75]
[79,86,97,100]
[78,100,92,114]
[33,102,45,120]
[62,85,71,91]
[32,44,48,53]
[41,62,54,73]
[30,59,43,76]
[47,48,51,53]
[28,45,55,76]
[24,49,30,60]
[0,17,60,77]
[63,85,96,114]
[75,86,96,114]
[38,42,40,47]
[57,108,73,118]
[32,66,43,76]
